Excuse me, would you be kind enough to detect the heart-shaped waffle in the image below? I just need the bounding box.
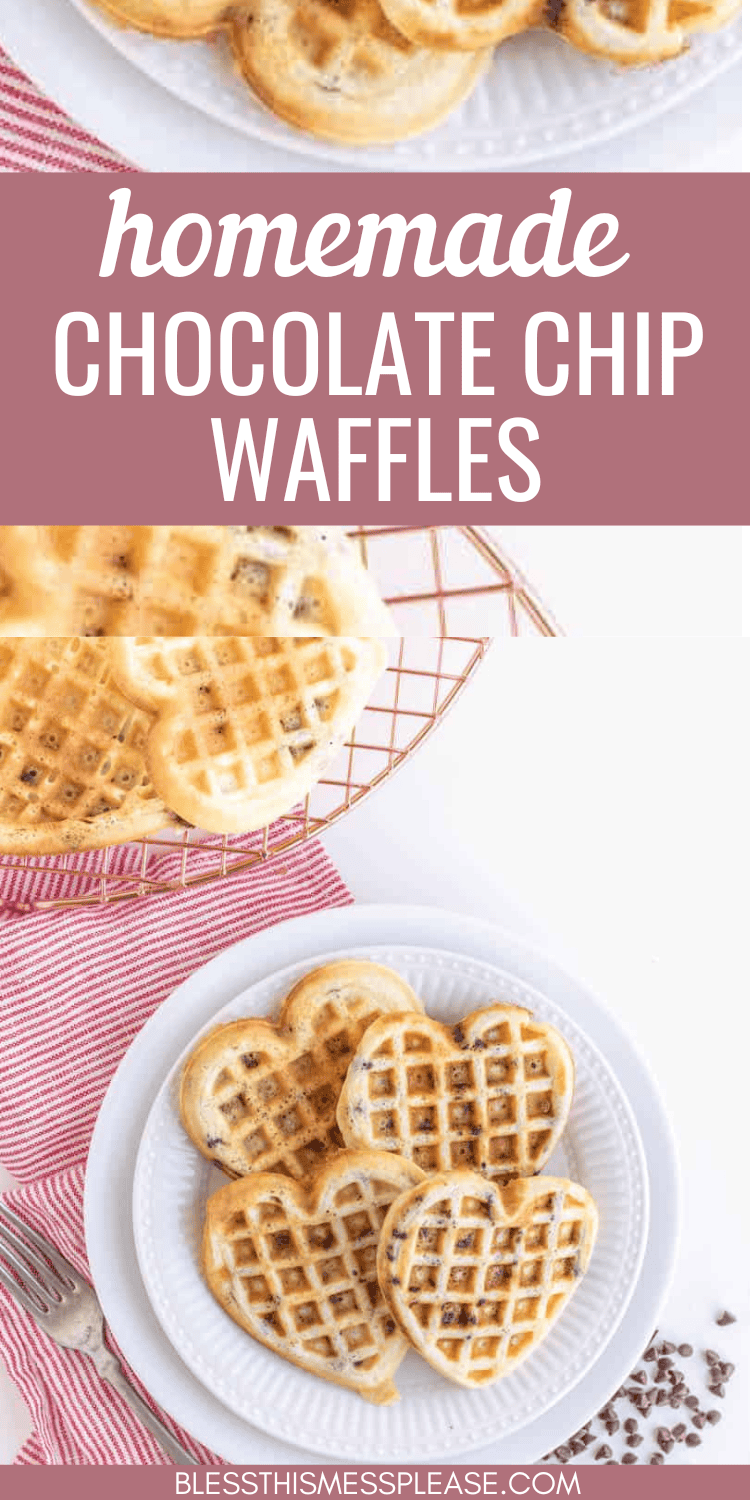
[229,0,491,146]
[202,1149,425,1403]
[0,638,171,854]
[337,1005,574,1185]
[550,0,740,63]
[110,635,386,835]
[378,1171,598,1388]
[181,961,424,1180]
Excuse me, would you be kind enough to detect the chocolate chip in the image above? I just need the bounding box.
[656,1389,669,1405]
[716,1311,736,1326]
[606,1420,620,1435]
[631,1369,647,1385]
[649,1455,665,1466]
[594,1446,612,1461]
[709,1383,726,1398]
[580,1433,594,1447]
[624,1418,638,1433]
[622,1453,638,1464]
[706,1411,722,1425]
[656,1428,673,1453]
[660,1341,676,1354]
[644,1346,657,1361]
[705,1349,721,1364]
[692,1414,706,1429]
[669,1398,681,1409]
[678,1343,693,1357]
[626,1434,643,1448]
[719,1362,735,1378]
[685,1434,701,1448]
[685,1396,699,1409]
[658,1356,674,1370]
[598,1406,615,1421]
[554,1446,571,1462]
[569,1440,584,1455]
[672,1424,686,1440]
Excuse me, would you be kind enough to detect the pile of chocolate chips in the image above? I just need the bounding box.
[541,1310,737,1466]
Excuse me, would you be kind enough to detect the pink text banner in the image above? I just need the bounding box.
[0,174,745,522]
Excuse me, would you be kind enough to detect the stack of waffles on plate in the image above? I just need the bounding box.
[182,958,599,1403]
[0,526,391,853]
[87,0,740,145]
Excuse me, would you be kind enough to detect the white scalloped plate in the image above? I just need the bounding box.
[133,943,649,1461]
[66,0,741,168]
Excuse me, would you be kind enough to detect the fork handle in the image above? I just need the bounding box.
[91,1348,201,1466]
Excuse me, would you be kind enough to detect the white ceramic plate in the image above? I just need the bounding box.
[83,900,681,1464]
[4,0,742,170]
[85,905,678,1463]
[133,943,648,1461]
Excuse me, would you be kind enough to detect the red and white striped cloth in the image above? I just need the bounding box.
[0,45,128,171]
[0,840,353,1462]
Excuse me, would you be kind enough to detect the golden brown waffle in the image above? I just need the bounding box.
[181,961,424,1180]
[378,1171,598,1387]
[229,1,491,145]
[0,638,171,855]
[203,1150,425,1403]
[338,1005,574,1185]
[88,0,230,36]
[0,527,394,638]
[380,0,541,50]
[550,0,740,63]
[110,635,387,835]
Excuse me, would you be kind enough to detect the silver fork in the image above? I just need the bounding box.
[0,1201,199,1465]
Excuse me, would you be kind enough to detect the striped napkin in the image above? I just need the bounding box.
[0,45,127,171]
[0,839,353,1462]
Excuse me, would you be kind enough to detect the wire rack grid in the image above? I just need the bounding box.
[0,528,558,910]
[353,526,559,637]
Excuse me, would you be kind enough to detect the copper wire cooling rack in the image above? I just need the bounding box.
[0,529,558,909]
[353,527,559,637]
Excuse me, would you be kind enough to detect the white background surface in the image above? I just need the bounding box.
[492,527,742,637]
[0,637,747,1462]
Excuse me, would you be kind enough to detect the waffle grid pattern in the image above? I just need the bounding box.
[1,526,372,636]
[353,1013,561,1183]
[208,999,386,1179]
[213,1175,404,1382]
[276,0,416,79]
[390,1184,590,1384]
[0,639,163,835]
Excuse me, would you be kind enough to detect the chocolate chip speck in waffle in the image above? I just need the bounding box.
[337,1004,574,1185]
[202,1150,425,1403]
[378,1171,598,1388]
[180,960,424,1180]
